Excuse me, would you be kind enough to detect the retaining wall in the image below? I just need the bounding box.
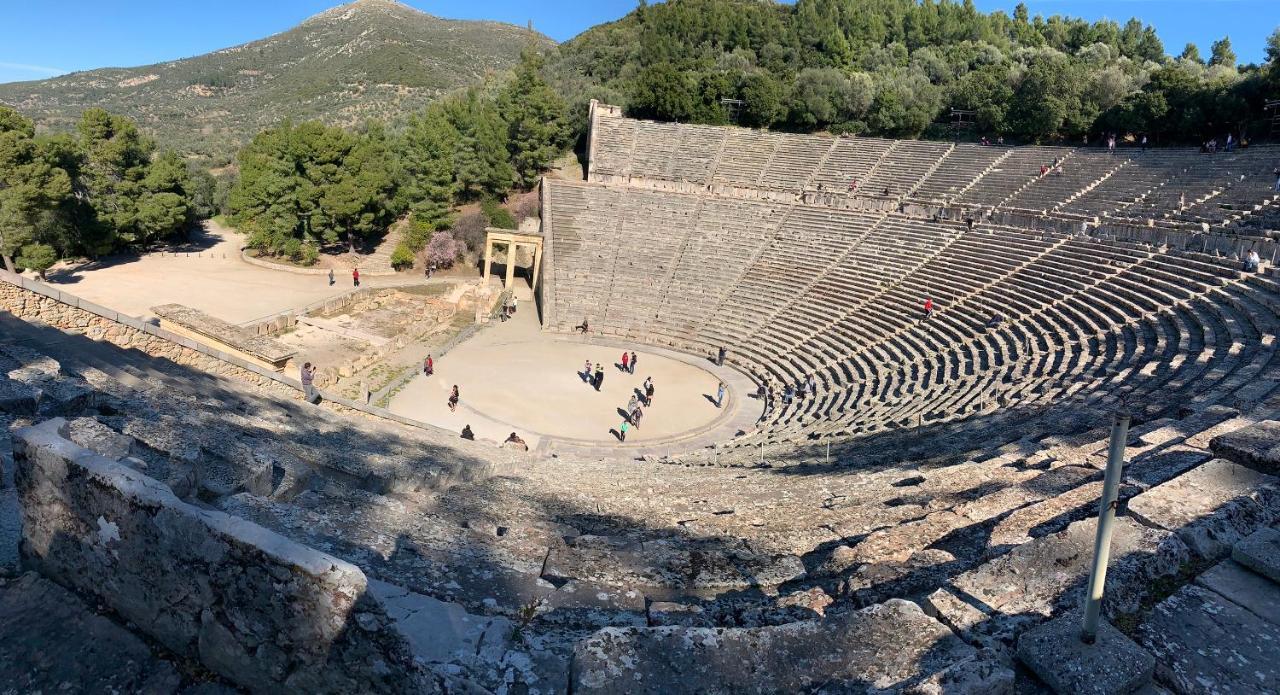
[13,418,422,693]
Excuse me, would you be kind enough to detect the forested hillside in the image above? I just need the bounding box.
[0,0,552,162]
[550,0,1280,143]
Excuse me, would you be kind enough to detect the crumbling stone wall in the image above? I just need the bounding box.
[13,419,423,694]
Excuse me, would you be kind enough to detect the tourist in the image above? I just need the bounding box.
[716,381,726,408]
[1039,164,1048,177]
[631,405,643,428]
[796,378,807,399]
[1226,134,1235,152]
[1244,249,1261,273]
[423,354,434,376]
[352,268,360,287]
[1107,134,1116,153]
[986,312,1004,329]
[575,317,590,333]
[328,268,335,286]
[1272,167,1280,192]
[717,346,727,366]
[756,382,767,400]
[629,351,637,374]
[782,384,794,405]
[848,178,858,192]
[628,394,639,413]
[583,358,592,382]
[806,374,816,395]
[644,377,655,406]
[618,420,629,442]
[621,351,630,372]
[300,362,317,403]
[448,385,459,412]
[922,297,935,321]
[996,135,1004,145]
[504,432,528,451]
[593,363,605,391]
[1141,135,1148,152]
[461,424,474,440]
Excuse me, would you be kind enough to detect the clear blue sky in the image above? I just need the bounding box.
[0,0,1274,84]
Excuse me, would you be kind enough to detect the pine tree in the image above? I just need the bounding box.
[401,104,460,232]
[451,91,515,199]
[1209,37,1236,68]
[499,49,571,188]
[0,107,72,272]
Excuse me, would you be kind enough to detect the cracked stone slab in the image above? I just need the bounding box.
[367,578,512,667]
[1127,458,1278,560]
[536,580,646,628]
[59,417,134,460]
[1017,614,1154,695]
[571,598,1013,694]
[1137,583,1280,695]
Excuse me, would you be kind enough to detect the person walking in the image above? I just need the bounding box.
[715,381,726,408]
[717,346,727,366]
[1273,167,1280,192]
[922,297,935,321]
[618,420,629,442]
[645,378,655,406]
[621,351,630,373]
[448,385,459,412]
[627,394,639,414]
[629,351,637,374]
[630,405,643,428]
[583,358,592,381]
[593,363,604,391]
[352,268,360,287]
[1141,135,1148,152]
[300,362,318,403]
[328,268,335,286]
[423,354,434,376]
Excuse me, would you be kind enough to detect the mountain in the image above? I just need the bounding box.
[0,0,553,162]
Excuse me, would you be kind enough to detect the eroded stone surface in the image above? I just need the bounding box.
[1127,458,1278,560]
[1232,526,1280,583]
[571,599,1010,694]
[1210,420,1280,474]
[1138,583,1280,695]
[1017,614,1154,695]
[1195,560,1280,625]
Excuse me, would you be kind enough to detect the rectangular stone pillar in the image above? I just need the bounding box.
[505,242,517,289]
[483,240,493,283]
[531,244,542,293]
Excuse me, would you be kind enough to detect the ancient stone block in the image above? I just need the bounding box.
[571,599,1011,694]
[58,418,133,460]
[1195,560,1280,625]
[1138,583,1280,694]
[0,376,38,416]
[1127,458,1278,560]
[1210,420,1280,474]
[1232,527,1280,583]
[13,419,423,694]
[1017,614,1154,695]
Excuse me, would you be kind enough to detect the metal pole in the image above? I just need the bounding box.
[759,442,764,466]
[826,441,830,465]
[1081,411,1130,644]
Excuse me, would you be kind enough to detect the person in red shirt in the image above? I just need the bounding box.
[423,354,434,376]
[352,268,360,287]
[923,298,935,321]
[621,351,630,372]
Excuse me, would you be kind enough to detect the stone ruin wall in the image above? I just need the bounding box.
[0,270,457,437]
[12,419,423,694]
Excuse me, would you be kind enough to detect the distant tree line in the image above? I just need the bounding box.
[229,49,570,267]
[0,106,209,276]
[549,0,1280,144]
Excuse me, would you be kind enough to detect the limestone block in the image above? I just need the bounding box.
[647,601,714,628]
[0,377,38,416]
[58,418,134,461]
[1210,420,1280,474]
[1127,458,1278,560]
[1017,614,1154,695]
[571,599,1011,694]
[1137,584,1280,694]
[1195,560,1280,625]
[536,580,647,628]
[1232,527,1280,583]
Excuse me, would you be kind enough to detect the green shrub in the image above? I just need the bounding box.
[481,197,517,229]
[298,243,320,266]
[16,243,58,280]
[280,237,303,261]
[390,243,416,270]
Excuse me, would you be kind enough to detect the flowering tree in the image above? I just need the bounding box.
[425,230,459,268]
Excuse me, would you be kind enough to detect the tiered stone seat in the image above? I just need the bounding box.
[909,144,1008,203]
[860,140,953,198]
[1004,151,1126,212]
[807,137,894,192]
[957,146,1071,208]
